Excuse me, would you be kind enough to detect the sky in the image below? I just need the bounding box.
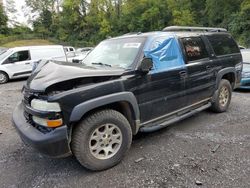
[3,0,30,26]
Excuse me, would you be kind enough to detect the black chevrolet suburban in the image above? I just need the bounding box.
[12,26,242,171]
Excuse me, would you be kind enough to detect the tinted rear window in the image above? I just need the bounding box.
[207,35,239,56]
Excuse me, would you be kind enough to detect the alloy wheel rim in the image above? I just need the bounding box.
[219,86,229,107]
[0,73,6,83]
[89,123,122,160]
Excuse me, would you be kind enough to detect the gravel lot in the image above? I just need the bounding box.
[0,79,249,188]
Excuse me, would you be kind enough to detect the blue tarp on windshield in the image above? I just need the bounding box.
[144,36,185,73]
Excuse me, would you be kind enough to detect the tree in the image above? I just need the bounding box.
[167,0,196,26]
[0,4,8,34]
[229,0,250,46]
[205,0,242,28]
[53,0,91,46]
[121,0,170,33]
[4,0,18,26]
[16,0,250,47]
[190,0,207,26]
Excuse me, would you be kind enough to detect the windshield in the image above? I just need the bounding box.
[82,37,145,69]
[0,49,12,61]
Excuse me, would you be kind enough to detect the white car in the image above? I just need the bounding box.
[0,45,67,84]
[0,47,7,53]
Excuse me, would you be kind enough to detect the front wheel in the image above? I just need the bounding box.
[0,71,9,84]
[210,79,232,113]
[71,109,132,171]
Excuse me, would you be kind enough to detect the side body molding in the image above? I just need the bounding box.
[69,92,140,123]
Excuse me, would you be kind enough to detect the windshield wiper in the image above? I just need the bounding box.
[92,62,112,67]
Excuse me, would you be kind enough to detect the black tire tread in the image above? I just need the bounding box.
[71,109,132,171]
[210,79,232,113]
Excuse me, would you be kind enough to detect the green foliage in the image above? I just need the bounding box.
[2,0,250,47]
[167,0,196,26]
[206,0,242,28]
[121,0,170,32]
[0,4,8,34]
[229,0,250,46]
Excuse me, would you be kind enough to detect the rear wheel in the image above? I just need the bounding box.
[0,71,9,84]
[210,79,232,112]
[71,109,132,171]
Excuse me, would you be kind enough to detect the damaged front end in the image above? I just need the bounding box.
[13,60,124,157]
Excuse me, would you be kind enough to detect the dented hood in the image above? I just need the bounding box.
[26,60,124,91]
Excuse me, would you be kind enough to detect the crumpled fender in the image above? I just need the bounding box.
[69,91,140,127]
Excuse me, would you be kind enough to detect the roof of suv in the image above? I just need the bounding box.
[110,30,230,41]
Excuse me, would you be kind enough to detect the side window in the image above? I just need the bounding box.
[150,37,166,50]
[145,37,185,72]
[181,37,209,62]
[7,50,30,63]
[207,35,240,56]
[69,48,74,51]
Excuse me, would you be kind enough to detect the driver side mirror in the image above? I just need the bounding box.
[140,57,153,73]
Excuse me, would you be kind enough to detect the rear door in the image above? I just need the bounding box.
[2,50,32,78]
[180,36,216,105]
[206,34,242,86]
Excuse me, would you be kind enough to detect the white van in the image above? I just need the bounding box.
[0,45,67,84]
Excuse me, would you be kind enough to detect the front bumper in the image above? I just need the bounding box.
[239,78,250,89]
[12,102,71,157]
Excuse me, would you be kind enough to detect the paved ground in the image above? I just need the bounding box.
[0,79,249,188]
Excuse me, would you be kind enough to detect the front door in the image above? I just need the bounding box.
[3,50,32,77]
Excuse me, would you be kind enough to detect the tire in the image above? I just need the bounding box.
[71,109,132,171]
[210,79,232,113]
[0,71,9,84]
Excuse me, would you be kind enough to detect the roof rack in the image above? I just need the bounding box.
[123,32,142,36]
[163,26,227,32]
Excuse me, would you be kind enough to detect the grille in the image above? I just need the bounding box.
[23,88,34,106]
[23,95,31,105]
[23,110,53,134]
[22,88,53,134]
[23,111,30,121]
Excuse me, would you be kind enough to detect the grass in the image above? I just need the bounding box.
[2,39,55,48]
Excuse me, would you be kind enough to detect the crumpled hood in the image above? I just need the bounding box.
[26,60,124,91]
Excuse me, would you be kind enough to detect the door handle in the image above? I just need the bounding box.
[206,65,212,71]
[179,71,187,78]
[25,62,30,65]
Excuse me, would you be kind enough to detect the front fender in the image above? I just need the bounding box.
[0,66,11,78]
[69,92,140,123]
